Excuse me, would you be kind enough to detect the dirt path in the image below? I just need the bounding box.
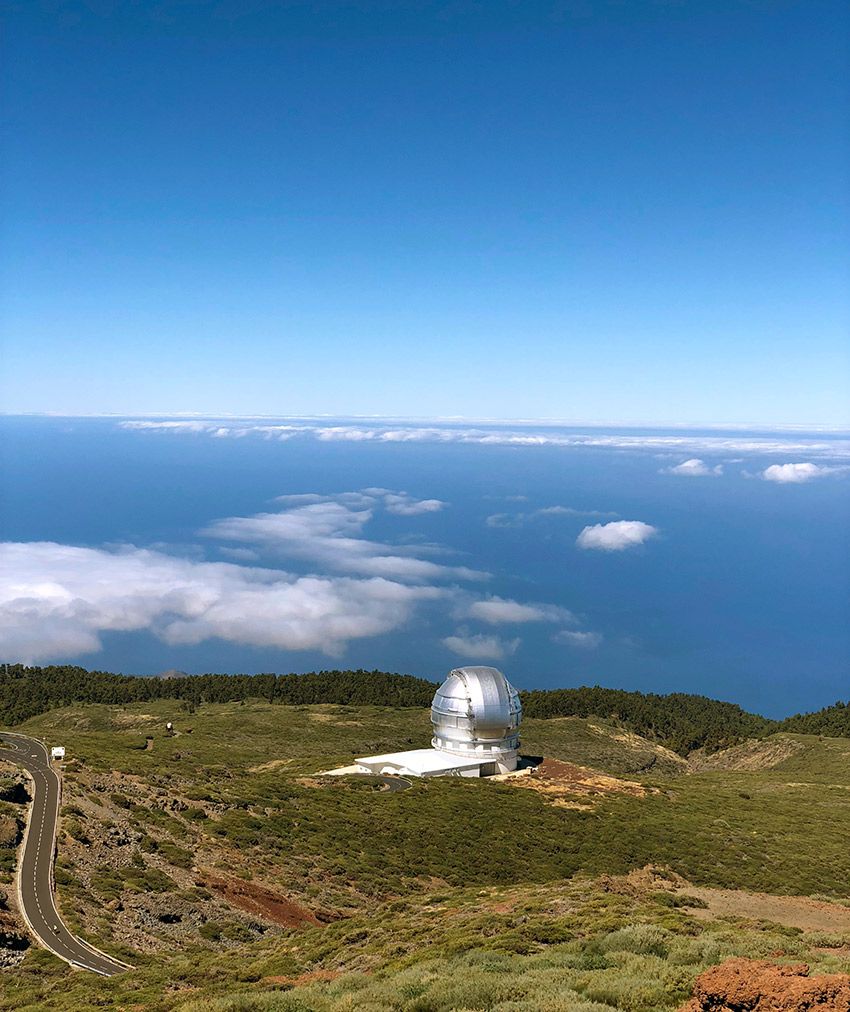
[678,887,850,934]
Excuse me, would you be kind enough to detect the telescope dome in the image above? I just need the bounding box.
[431,666,521,768]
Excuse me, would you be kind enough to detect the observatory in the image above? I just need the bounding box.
[352,666,522,778]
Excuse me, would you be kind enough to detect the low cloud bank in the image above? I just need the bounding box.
[0,542,441,663]
[203,490,472,582]
[1,485,610,666]
[576,520,658,552]
[120,420,850,460]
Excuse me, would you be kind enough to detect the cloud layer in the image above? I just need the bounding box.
[0,485,611,666]
[576,520,658,552]
[202,491,474,582]
[0,542,441,662]
[121,420,850,460]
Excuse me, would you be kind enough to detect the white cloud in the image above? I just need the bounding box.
[553,630,603,649]
[576,520,658,552]
[217,546,261,562]
[382,494,447,516]
[120,420,850,460]
[662,458,723,477]
[0,542,442,663]
[486,505,616,528]
[464,595,575,625]
[761,462,850,484]
[485,513,521,529]
[533,505,618,517]
[442,631,521,661]
[202,495,479,582]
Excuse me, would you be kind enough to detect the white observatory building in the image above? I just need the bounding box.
[352,666,522,778]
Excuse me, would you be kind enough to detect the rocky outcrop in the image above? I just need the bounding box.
[0,890,29,970]
[0,774,30,805]
[681,958,850,1011]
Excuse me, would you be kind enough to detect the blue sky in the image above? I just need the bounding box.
[2,1,848,425]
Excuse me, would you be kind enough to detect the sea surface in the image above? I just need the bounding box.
[1,416,848,718]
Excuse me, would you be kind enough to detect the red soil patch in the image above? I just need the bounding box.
[680,958,850,1011]
[199,872,321,929]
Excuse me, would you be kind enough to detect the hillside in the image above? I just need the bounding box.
[1,699,849,1010]
[7,663,845,756]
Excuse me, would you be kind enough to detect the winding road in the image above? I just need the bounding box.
[0,731,130,975]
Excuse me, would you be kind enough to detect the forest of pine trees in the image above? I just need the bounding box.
[0,663,846,755]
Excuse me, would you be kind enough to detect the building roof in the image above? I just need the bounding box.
[356,748,483,774]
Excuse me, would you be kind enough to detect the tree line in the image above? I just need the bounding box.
[0,664,437,726]
[777,699,850,738]
[520,686,772,755]
[1,663,846,755]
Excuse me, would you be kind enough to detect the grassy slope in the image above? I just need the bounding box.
[1,701,849,1011]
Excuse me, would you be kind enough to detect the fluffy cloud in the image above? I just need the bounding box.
[0,542,442,663]
[203,491,475,583]
[464,596,575,625]
[576,520,658,552]
[442,631,520,661]
[761,462,850,484]
[553,630,603,649]
[662,458,722,477]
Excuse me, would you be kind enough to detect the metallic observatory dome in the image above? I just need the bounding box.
[431,666,521,766]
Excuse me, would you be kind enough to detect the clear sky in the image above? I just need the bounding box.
[2,1,848,425]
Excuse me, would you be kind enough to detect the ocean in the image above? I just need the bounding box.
[1,415,848,718]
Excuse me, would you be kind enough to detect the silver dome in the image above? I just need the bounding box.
[431,666,521,761]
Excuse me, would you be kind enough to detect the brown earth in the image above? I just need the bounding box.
[199,872,323,929]
[680,958,850,1011]
[506,757,649,808]
[677,888,850,935]
[598,864,687,896]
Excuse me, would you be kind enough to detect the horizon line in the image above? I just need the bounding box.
[3,412,850,434]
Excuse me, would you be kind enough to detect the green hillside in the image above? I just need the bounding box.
[7,663,845,755]
[1,699,849,1011]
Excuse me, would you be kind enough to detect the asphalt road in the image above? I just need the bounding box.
[0,731,130,975]
[376,774,413,793]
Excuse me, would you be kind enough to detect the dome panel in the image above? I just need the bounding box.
[431,666,521,761]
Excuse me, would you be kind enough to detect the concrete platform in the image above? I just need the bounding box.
[354,748,488,778]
